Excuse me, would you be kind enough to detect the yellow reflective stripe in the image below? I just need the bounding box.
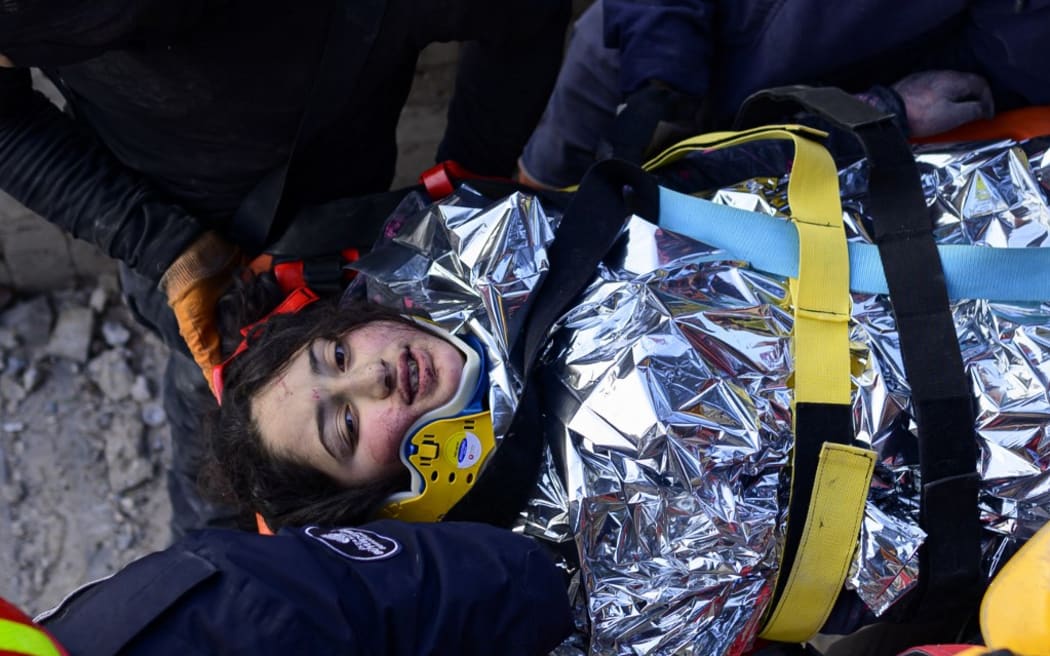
[0,618,63,656]
[760,444,876,643]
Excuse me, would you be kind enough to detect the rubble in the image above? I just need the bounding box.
[87,349,136,402]
[1,296,53,348]
[101,320,131,347]
[0,284,173,616]
[45,306,94,363]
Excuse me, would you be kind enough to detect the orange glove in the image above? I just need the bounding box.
[160,231,242,393]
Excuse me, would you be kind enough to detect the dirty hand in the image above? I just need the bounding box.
[160,231,242,392]
[892,70,994,138]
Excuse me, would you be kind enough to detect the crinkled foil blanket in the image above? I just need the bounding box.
[349,139,1050,655]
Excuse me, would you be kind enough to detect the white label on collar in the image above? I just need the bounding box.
[305,526,402,561]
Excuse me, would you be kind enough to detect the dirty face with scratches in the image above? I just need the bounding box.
[251,321,466,487]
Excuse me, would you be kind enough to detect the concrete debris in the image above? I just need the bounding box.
[0,275,179,616]
[103,412,152,493]
[1,296,53,348]
[1,480,26,504]
[1,376,26,403]
[5,355,25,376]
[88,286,108,314]
[0,327,18,350]
[21,366,42,394]
[130,375,152,402]
[141,403,167,428]
[101,320,131,347]
[46,306,94,363]
[87,349,135,402]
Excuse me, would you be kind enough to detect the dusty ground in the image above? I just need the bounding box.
[0,43,458,617]
[0,277,174,616]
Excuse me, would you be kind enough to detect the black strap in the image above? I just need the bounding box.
[446,160,658,525]
[737,86,983,621]
[229,0,387,253]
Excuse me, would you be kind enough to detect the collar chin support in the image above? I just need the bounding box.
[379,322,494,522]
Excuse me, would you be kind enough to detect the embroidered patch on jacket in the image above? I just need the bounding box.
[304,526,402,561]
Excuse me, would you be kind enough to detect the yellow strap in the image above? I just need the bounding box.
[0,618,63,656]
[639,126,864,641]
[760,444,876,642]
[554,124,830,193]
[644,126,852,405]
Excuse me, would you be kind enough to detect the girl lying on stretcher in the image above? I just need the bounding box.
[197,126,1050,654]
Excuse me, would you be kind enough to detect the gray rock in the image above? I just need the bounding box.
[0,376,26,403]
[1,296,53,348]
[87,349,135,401]
[45,307,94,363]
[1,480,26,504]
[88,287,108,314]
[118,496,136,515]
[5,355,25,376]
[130,375,152,402]
[101,320,131,347]
[115,524,136,550]
[141,403,166,428]
[0,327,18,350]
[103,412,151,492]
[20,366,42,394]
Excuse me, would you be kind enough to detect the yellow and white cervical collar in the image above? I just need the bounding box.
[379,321,494,522]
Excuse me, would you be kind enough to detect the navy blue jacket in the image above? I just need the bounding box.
[604,0,1049,124]
[39,521,573,655]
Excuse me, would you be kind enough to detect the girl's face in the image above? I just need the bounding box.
[252,320,465,487]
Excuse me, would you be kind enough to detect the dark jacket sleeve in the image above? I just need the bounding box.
[42,520,573,656]
[0,68,204,282]
[431,0,572,177]
[603,0,716,98]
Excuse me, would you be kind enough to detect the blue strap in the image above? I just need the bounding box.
[659,187,1050,302]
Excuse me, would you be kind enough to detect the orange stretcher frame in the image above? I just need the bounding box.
[913,106,1050,143]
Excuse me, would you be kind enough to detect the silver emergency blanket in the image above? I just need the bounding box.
[349,138,1050,655]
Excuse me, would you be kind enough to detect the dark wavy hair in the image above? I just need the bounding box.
[198,273,416,531]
